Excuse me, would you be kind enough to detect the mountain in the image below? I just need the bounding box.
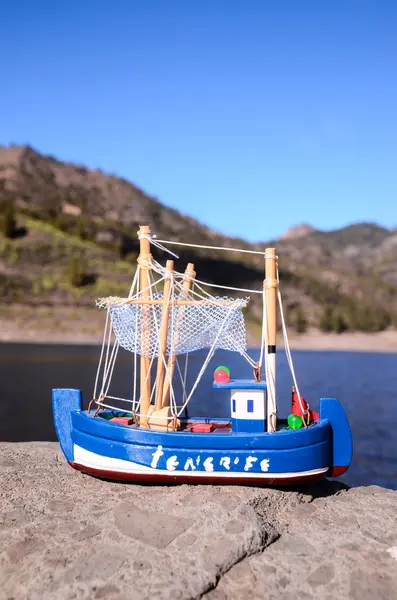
[0,144,396,335]
[0,145,234,245]
[281,224,316,239]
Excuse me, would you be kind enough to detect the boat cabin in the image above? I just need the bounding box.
[213,379,267,433]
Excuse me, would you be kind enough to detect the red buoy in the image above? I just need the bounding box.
[214,366,230,384]
[291,387,319,422]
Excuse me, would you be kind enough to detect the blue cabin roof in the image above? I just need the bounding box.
[213,378,267,390]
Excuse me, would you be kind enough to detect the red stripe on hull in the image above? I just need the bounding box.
[69,462,328,486]
[329,465,348,477]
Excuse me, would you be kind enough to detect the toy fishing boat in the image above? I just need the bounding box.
[53,225,352,485]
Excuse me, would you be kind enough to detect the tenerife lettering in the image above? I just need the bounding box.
[150,445,271,473]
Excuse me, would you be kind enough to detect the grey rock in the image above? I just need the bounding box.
[114,501,194,548]
[307,563,335,588]
[1,442,396,600]
[72,523,102,542]
[224,519,245,534]
[214,486,397,600]
[94,583,121,598]
[6,538,44,564]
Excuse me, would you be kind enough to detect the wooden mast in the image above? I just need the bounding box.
[265,247,278,432]
[138,225,152,428]
[162,263,196,408]
[154,260,174,410]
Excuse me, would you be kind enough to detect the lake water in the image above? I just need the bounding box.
[1,343,396,490]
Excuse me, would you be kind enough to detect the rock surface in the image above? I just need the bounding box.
[1,443,396,600]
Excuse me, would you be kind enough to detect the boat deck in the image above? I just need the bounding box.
[100,412,296,434]
[183,420,232,434]
[101,412,234,433]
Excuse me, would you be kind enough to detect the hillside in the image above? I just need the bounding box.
[0,144,396,340]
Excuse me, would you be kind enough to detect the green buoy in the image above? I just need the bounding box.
[288,414,303,429]
[215,366,230,375]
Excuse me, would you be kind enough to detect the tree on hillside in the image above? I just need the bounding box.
[294,306,308,334]
[358,305,391,332]
[319,306,334,332]
[1,199,17,238]
[75,216,86,240]
[331,310,348,334]
[66,255,89,287]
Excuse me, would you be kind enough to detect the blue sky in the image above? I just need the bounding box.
[0,0,396,241]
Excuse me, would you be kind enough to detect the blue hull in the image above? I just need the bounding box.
[52,388,352,485]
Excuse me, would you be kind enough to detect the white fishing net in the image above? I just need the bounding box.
[97,293,248,357]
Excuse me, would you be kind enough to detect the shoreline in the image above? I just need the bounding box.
[285,329,397,353]
[1,305,396,352]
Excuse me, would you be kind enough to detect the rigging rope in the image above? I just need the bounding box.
[93,307,110,401]
[138,232,180,259]
[155,237,273,257]
[93,232,307,429]
[276,264,309,422]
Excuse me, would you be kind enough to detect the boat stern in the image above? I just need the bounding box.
[52,388,83,463]
[320,397,352,477]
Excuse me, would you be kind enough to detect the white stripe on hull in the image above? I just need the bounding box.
[73,445,328,480]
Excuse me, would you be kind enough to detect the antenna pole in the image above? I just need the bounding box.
[265,248,278,432]
[138,225,152,427]
[154,260,174,410]
[162,263,196,408]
